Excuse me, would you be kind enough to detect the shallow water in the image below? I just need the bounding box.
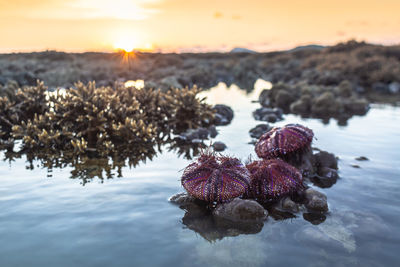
[1,83,400,266]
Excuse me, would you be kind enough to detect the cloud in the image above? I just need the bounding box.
[214,12,223,19]
[232,15,241,20]
[0,0,161,20]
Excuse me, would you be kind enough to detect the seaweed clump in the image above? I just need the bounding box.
[0,81,217,183]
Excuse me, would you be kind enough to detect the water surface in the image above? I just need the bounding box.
[1,83,400,266]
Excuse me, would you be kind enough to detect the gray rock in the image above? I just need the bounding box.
[355,156,369,161]
[169,192,196,205]
[263,114,277,122]
[213,198,268,223]
[311,167,338,188]
[208,125,218,138]
[212,141,227,152]
[280,197,300,213]
[304,188,328,212]
[249,124,272,139]
[313,150,338,170]
[258,89,271,107]
[177,127,210,141]
[318,167,339,179]
[197,127,209,139]
[253,107,283,122]
[213,104,234,125]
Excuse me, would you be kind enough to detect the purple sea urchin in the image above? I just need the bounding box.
[181,152,251,203]
[245,159,304,201]
[255,124,313,161]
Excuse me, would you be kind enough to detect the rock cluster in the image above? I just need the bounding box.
[257,80,370,123]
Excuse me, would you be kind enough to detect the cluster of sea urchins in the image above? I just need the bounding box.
[181,124,313,203]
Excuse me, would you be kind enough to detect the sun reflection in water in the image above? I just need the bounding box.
[124,80,144,89]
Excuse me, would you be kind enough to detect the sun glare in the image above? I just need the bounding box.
[114,38,137,52]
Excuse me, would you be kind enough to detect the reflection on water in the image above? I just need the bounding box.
[0,138,206,185]
[124,79,145,89]
[1,82,400,266]
[179,201,263,242]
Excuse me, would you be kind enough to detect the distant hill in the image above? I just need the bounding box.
[288,44,325,52]
[230,47,257,53]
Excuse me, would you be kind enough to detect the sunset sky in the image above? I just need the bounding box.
[0,0,399,53]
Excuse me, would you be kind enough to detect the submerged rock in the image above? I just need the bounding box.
[169,192,197,205]
[212,141,227,152]
[279,197,300,213]
[213,198,268,223]
[311,167,339,188]
[313,150,338,170]
[249,124,272,139]
[304,188,328,212]
[303,212,327,225]
[177,128,209,141]
[252,107,283,122]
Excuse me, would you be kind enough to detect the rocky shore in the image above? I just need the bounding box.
[1,41,399,100]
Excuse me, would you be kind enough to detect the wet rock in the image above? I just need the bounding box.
[177,128,207,141]
[304,188,328,212]
[311,167,338,188]
[249,124,272,139]
[351,164,361,168]
[181,200,264,242]
[258,89,271,107]
[313,150,338,170]
[311,92,341,117]
[355,156,369,161]
[197,128,209,139]
[213,198,268,223]
[208,125,218,138]
[212,141,227,152]
[388,81,400,94]
[303,212,327,225]
[253,107,283,122]
[298,149,315,177]
[280,197,300,213]
[169,192,197,205]
[213,104,234,125]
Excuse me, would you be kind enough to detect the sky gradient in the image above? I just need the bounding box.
[0,0,399,52]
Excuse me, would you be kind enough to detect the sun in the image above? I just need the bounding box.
[112,36,154,52]
[113,38,138,52]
